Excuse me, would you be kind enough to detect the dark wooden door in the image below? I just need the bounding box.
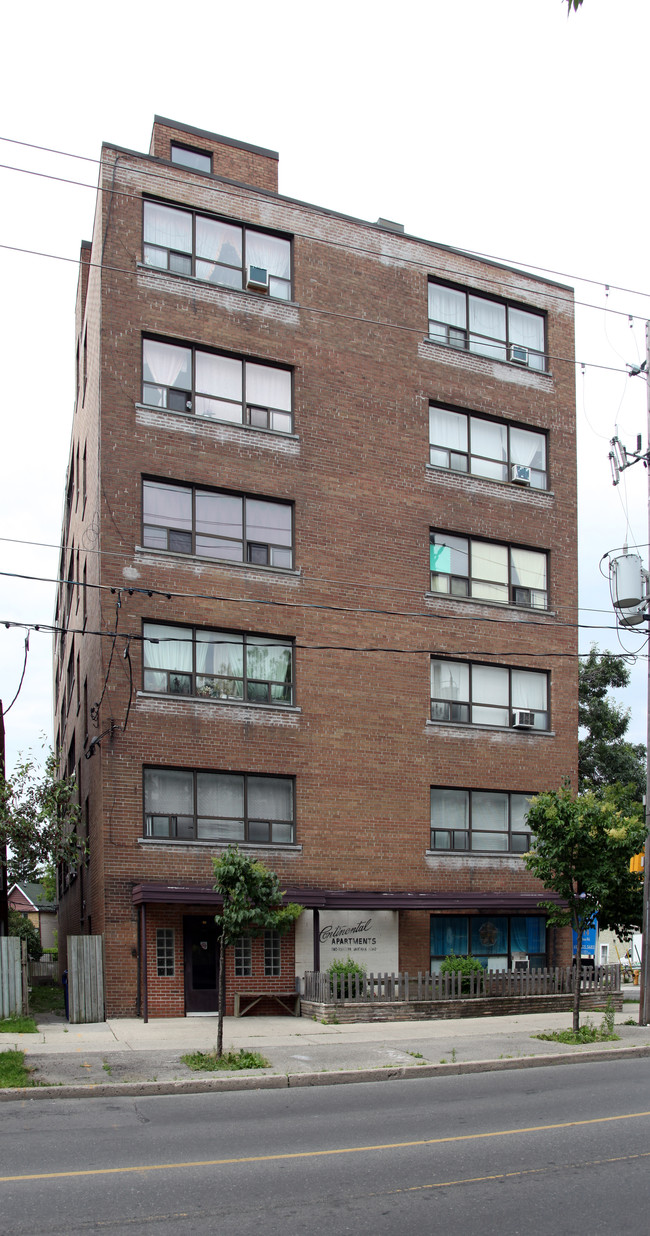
[183,916,220,1013]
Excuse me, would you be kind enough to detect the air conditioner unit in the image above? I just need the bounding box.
[509,343,529,365]
[511,463,531,486]
[246,264,269,292]
[513,587,532,607]
[512,710,535,729]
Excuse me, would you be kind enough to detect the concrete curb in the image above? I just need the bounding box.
[2,1042,650,1102]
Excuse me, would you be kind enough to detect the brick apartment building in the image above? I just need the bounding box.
[54,116,577,1018]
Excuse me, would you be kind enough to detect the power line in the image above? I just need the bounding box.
[3,133,650,314]
[2,632,29,716]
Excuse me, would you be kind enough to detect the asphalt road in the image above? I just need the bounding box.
[2,1058,650,1235]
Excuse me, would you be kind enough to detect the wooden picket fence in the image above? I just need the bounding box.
[67,935,105,1023]
[302,965,621,1005]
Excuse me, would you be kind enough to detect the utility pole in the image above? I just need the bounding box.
[0,703,8,936]
[608,323,650,1025]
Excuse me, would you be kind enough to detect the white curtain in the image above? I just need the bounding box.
[144,768,193,814]
[197,773,243,817]
[246,232,291,279]
[246,499,292,546]
[144,202,192,253]
[512,670,547,711]
[431,659,469,701]
[143,481,192,530]
[429,407,467,451]
[143,622,192,672]
[472,664,508,704]
[470,418,507,462]
[143,340,192,390]
[196,216,242,266]
[469,296,506,341]
[508,308,544,352]
[248,776,293,820]
[428,284,466,327]
[511,548,546,591]
[196,630,243,678]
[246,363,291,411]
[510,427,546,471]
[430,788,468,829]
[195,351,242,400]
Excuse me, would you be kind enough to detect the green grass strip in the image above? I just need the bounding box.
[0,1050,34,1088]
[181,1047,270,1072]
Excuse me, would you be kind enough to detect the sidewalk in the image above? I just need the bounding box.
[3,991,650,1099]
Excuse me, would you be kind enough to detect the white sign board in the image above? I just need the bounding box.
[295,910,399,976]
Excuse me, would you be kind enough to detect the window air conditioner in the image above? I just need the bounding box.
[246,264,269,292]
[509,343,529,365]
[511,463,531,486]
[512,710,535,729]
[513,587,532,607]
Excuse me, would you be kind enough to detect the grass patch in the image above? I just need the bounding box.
[0,1014,38,1034]
[0,1050,34,1088]
[181,1047,270,1072]
[533,1024,620,1045]
[29,985,65,1015]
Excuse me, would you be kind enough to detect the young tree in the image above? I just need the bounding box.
[212,847,302,1056]
[525,784,646,1030]
[579,646,645,799]
[8,910,43,961]
[0,748,83,934]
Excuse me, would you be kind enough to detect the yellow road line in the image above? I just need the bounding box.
[2,1109,650,1184]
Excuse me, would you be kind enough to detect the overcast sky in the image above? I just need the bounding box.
[1,0,649,774]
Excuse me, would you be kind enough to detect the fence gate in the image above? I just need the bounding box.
[68,935,105,1023]
[0,937,27,1018]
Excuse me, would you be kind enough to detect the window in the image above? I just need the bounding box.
[170,143,212,174]
[234,936,252,977]
[143,200,292,300]
[430,788,533,853]
[66,644,75,711]
[144,769,295,845]
[430,659,549,730]
[156,928,175,977]
[264,930,281,977]
[430,532,547,609]
[142,479,293,568]
[143,623,293,705]
[429,405,547,489]
[428,282,546,371]
[142,338,292,434]
[430,914,546,972]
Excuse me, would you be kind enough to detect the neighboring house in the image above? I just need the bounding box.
[8,882,58,950]
[54,116,578,1018]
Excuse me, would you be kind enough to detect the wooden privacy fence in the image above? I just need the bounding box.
[302,965,621,1004]
[29,957,58,984]
[68,935,105,1023]
[0,937,28,1017]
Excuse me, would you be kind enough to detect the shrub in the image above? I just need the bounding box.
[440,953,484,993]
[8,911,43,961]
[328,956,366,998]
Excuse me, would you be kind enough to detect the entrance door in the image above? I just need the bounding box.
[183,916,220,1013]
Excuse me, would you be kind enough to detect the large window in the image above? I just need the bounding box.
[430,788,533,853]
[142,479,293,568]
[430,914,546,972]
[142,339,293,434]
[143,200,291,300]
[430,659,549,730]
[428,282,546,371]
[429,405,547,489]
[144,769,295,845]
[143,623,293,705]
[430,532,547,609]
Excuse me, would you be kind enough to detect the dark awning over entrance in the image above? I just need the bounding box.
[131,882,563,914]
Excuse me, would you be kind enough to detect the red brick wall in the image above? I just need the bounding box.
[148,119,278,192]
[56,121,578,1017]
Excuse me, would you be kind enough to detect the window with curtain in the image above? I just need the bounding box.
[143,201,292,300]
[142,338,293,433]
[430,914,546,971]
[428,281,546,371]
[430,788,533,852]
[430,659,548,729]
[430,531,547,609]
[142,479,293,568]
[429,404,547,488]
[144,768,295,844]
[143,622,293,704]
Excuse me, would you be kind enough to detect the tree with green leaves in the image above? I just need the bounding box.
[212,847,302,1056]
[8,910,43,961]
[0,748,83,933]
[579,646,646,800]
[524,784,646,1029]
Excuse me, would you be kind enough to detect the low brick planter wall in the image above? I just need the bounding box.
[300,992,623,1024]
